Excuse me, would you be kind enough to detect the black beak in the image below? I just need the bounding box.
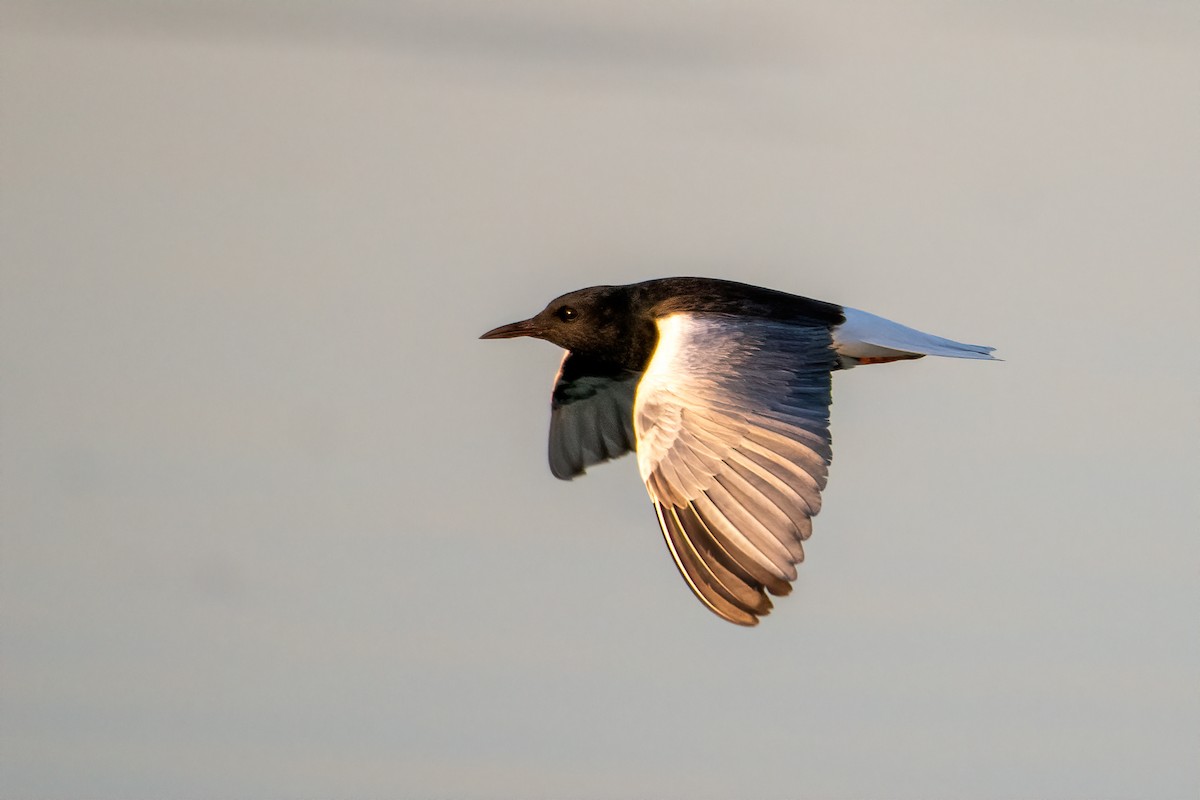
[479,318,541,340]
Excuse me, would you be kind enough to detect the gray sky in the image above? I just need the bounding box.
[2,2,1198,798]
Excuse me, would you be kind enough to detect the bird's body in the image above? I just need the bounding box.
[481,277,994,625]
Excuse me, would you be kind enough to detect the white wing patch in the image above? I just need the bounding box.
[633,313,838,626]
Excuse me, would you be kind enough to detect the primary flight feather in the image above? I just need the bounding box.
[481,277,995,626]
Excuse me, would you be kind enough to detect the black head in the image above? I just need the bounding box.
[480,284,654,366]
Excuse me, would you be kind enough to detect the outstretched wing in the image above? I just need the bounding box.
[548,352,640,480]
[634,313,838,626]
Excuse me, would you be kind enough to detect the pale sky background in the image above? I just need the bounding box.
[2,2,1198,798]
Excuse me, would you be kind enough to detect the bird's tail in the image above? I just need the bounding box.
[832,307,996,367]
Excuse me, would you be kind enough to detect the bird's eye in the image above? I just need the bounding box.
[556,306,578,322]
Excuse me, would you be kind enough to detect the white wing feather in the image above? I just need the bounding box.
[633,313,838,625]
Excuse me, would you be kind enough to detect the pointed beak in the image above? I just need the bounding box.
[479,317,541,340]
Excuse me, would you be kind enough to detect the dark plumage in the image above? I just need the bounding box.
[481,277,995,625]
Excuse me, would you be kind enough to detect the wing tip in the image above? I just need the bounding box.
[654,502,778,627]
[548,460,583,481]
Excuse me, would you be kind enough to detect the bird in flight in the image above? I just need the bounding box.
[481,277,995,626]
